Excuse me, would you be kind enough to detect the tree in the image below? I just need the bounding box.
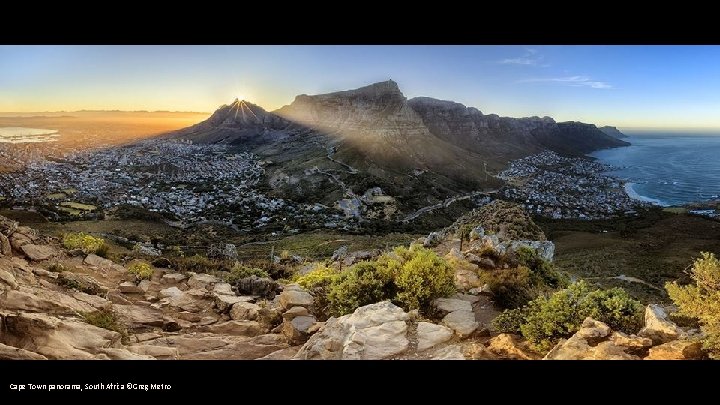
[666,252,720,358]
[457,224,474,251]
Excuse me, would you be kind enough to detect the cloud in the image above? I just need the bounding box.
[499,48,549,67]
[519,75,613,89]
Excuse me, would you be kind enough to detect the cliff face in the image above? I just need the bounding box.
[598,125,629,139]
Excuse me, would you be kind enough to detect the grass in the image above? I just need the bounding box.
[540,211,720,303]
[60,201,97,211]
[80,309,129,344]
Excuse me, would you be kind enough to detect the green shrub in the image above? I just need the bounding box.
[491,307,526,334]
[666,252,720,358]
[225,264,269,284]
[127,261,154,280]
[295,265,339,289]
[81,309,128,343]
[513,246,568,289]
[327,262,394,317]
[171,254,219,273]
[62,232,108,256]
[389,245,455,311]
[502,281,643,352]
[479,266,538,309]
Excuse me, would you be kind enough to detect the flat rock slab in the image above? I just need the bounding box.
[84,254,115,268]
[433,298,472,314]
[279,289,314,310]
[20,244,56,261]
[442,310,478,337]
[417,322,454,352]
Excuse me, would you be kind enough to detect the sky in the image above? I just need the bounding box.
[3,45,720,128]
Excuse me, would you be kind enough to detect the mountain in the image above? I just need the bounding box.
[171,81,628,222]
[598,125,629,139]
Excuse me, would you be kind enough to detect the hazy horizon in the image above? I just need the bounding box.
[6,45,720,128]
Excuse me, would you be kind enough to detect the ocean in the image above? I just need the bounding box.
[590,133,720,207]
[0,127,59,143]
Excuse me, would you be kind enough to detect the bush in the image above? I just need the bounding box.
[225,264,269,284]
[63,232,108,256]
[491,307,525,334]
[666,252,720,358]
[81,309,128,343]
[309,245,455,317]
[171,254,219,273]
[513,246,568,289]
[127,261,154,280]
[327,262,394,317]
[502,281,643,352]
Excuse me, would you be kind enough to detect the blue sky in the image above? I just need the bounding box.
[2,45,720,128]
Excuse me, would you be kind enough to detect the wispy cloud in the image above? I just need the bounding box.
[519,75,613,89]
[499,48,549,67]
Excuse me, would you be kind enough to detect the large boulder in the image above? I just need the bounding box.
[233,275,280,298]
[487,333,541,360]
[506,240,555,262]
[433,298,472,315]
[0,342,47,360]
[295,301,410,360]
[646,340,704,360]
[84,254,115,268]
[230,301,260,321]
[0,234,11,256]
[442,310,478,337]
[416,322,453,352]
[187,273,219,290]
[20,244,57,261]
[638,304,684,344]
[544,318,640,360]
[279,285,314,310]
[283,315,317,345]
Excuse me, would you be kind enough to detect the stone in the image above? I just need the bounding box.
[84,254,115,268]
[213,282,234,295]
[230,301,260,321]
[58,271,104,295]
[423,232,443,248]
[416,322,453,351]
[258,346,302,360]
[203,320,264,337]
[9,231,33,250]
[295,301,409,360]
[638,304,684,344]
[215,294,251,313]
[430,344,465,360]
[106,290,133,305]
[20,244,56,261]
[1,288,95,314]
[282,305,309,321]
[486,333,540,360]
[283,315,317,345]
[119,281,144,294]
[113,304,165,328]
[1,312,122,359]
[187,273,219,290]
[126,345,179,359]
[609,332,652,349]
[0,215,18,236]
[159,286,184,298]
[96,348,155,360]
[161,272,187,284]
[433,298,472,315]
[507,240,555,262]
[454,267,481,291]
[544,318,639,360]
[469,226,485,240]
[0,269,18,289]
[442,310,478,337]
[0,342,47,360]
[0,234,11,256]
[646,340,704,360]
[279,287,314,310]
[138,280,152,292]
[159,287,204,313]
[72,291,112,310]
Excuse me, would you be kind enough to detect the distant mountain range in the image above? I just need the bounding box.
[171,80,628,222]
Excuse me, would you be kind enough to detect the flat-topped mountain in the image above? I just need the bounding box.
[171,81,628,224]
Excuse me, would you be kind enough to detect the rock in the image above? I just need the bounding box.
[230,301,260,321]
[151,257,172,268]
[1,312,122,359]
[215,294,251,313]
[0,342,47,360]
[73,291,112,310]
[608,332,652,349]
[258,346,302,360]
[330,245,349,261]
[469,226,485,240]
[279,287,314,310]
[646,340,704,360]
[283,315,317,345]
[106,290,133,305]
[161,273,187,284]
[454,293,480,303]
[0,269,18,289]
[113,304,165,328]
[126,345,179,359]
[20,244,56,261]
[433,298,472,315]
[638,304,684,344]
[1,288,95,314]
[96,348,155,360]
[454,267,480,291]
[119,281,144,294]
[9,230,33,250]
[234,275,280,298]
[159,286,184,298]
[58,271,104,295]
[282,305,309,319]
[132,332,163,343]
[213,282,234,295]
[544,318,639,360]
[159,287,204,312]
[416,322,453,351]
[295,301,409,360]
[84,254,115,268]
[430,344,466,360]
[0,234,11,256]
[187,273,219,290]
[423,232,443,248]
[203,320,264,337]
[0,215,18,236]
[138,280,153,292]
[442,310,478,337]
[486,334,540,360]
[507,240,555,262]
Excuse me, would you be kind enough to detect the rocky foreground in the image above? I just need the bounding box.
[0,214,705,360]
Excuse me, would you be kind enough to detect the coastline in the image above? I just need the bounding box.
[623,182,667,207]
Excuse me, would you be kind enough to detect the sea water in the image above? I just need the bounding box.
[591,133,720,206]
[0,127,59,143]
